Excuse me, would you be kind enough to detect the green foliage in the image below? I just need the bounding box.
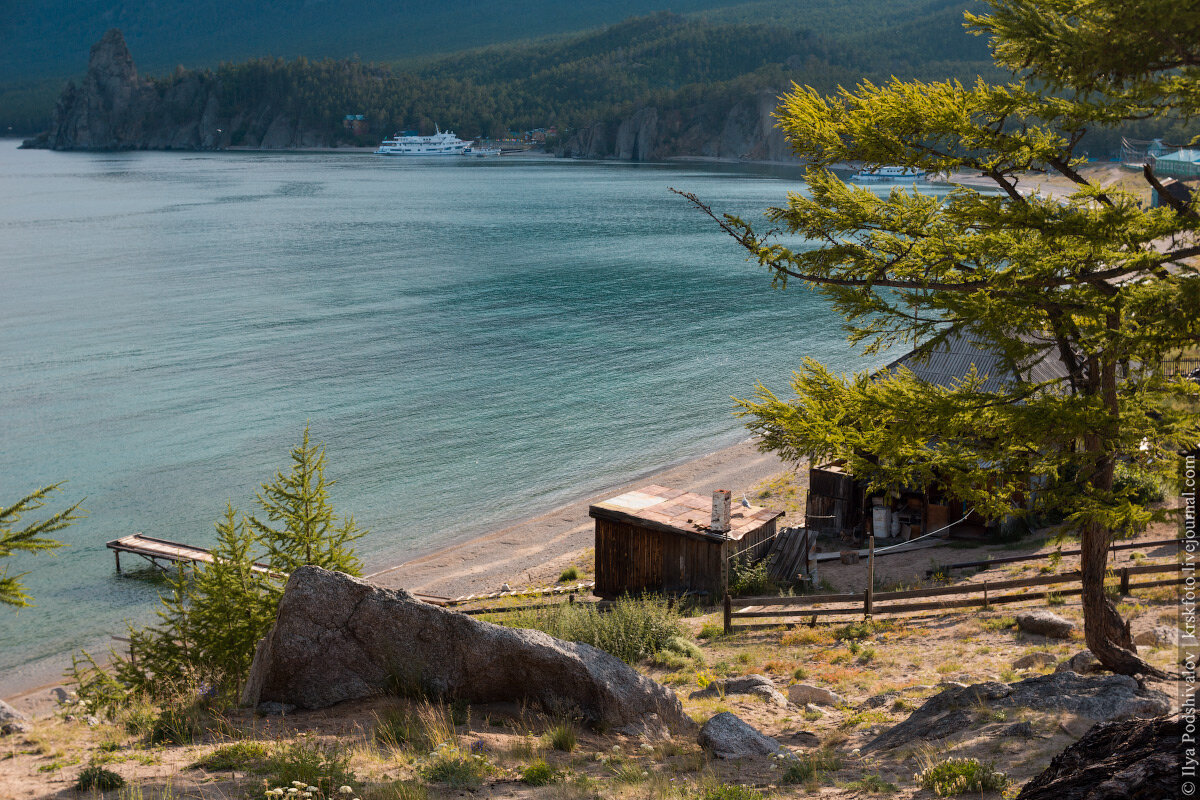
[697,623,725,639]
[0,483,82,608]
[189,741,271,772]
[1113,462,1165,506]
[419,746,492,788]
[699,778,768,799]
[374,702,456,752]
[75,765,125,792]
[546,721,578,753]
[781,747,842,784]
[249,425,365,575]
[728,554,777,596]
[70,428,365,707]
[519,758,560,786]
[691,0,1200,676]
[917,757,1009,796]
[493,594,686,664]
[267,736,355,796]
[558,566,579,582]
[844,774,899,793]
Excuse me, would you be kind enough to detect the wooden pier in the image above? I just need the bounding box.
[105,533,450,606]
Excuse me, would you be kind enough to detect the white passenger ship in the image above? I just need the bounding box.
[852,165,927,182]
[375,127,473,156]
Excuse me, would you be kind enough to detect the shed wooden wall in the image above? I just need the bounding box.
[594,518,725,598]
[806,467,858,534]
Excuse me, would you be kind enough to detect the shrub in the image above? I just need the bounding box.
[729,555,776,596]
[700,778,766,799]
[267,736,355,796]
[375,702,455,752]
[496,594,685,664]
[917,757,1009,796]
[520,758,560,785]
[76,766,125,792]
[845,774,899,793]
[558,567,579,582]
[546,721,577,752]
[697,623,724,640]
[190,741,270,771]
[419,745,491,788]
[781,747,842,784]
[1113,462,1165,506]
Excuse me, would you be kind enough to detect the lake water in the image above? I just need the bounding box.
[0,144,911,693]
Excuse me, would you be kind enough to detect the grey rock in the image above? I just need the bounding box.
[1016,610,1076,639]
[242,567,694,736]
[787,683,840,706]
[998,721,1036,738]
[864,691,898,709]
[1054,651,1105,675]
[256,701,296,716]
[1012,652,1057,670]
[1133,626,1182,649]
[0,700,30,736]
[863,671,1170,752]
[804,703,827,717]
[698,712,782,759]
[1016,713,1182,800]
[688,675,787,707]
[50,687,71,704]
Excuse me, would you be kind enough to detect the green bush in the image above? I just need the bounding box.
[267,737,355,796]
[520,758,559,785]
[728,554,777,596]
[546,721,577,752]
[1114,462,1165,505]
[781,748,842,784]
[699,780,767,799]
[558,566,579,582]
[917,757,1008,796]
[495,594,685,664]
[697,623,724,640]
[419,746,492,788]
[75,765,125,791]
[845,774,899,793]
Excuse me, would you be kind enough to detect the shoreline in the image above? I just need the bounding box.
[4,437,791,706]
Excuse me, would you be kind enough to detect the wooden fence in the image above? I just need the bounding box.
[724,561,1183,631]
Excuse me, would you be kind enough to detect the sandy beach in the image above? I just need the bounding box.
[368,438,789,598]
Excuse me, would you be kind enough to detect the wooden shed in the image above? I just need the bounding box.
[589,484,783,598]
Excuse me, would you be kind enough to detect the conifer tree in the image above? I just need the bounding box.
[249,426,365,576]
[0,483,82,608]
[681,0,1199,676]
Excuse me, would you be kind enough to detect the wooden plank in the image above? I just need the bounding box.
[925,538,1185,576]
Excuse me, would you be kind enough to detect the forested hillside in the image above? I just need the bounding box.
[3,0,994,135]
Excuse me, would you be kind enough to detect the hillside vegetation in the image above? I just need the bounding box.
[3,1,996,136]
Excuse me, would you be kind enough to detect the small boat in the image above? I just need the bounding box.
[375,126,473,156]
[463,146,501,157]
[852,165,927,182]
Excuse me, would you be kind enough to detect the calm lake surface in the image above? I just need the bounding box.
[0,144,919,693]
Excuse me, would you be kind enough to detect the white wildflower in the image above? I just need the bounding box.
[339,788,353,796]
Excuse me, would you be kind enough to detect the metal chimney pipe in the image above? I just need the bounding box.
[711,489,732,533]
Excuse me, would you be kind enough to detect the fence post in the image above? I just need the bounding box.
[865,533,875,618]
[569,592,575,605]
[723,592,733,635]
[983,582,989,609]
[1120,568,1130,596]
[863,588,872,619]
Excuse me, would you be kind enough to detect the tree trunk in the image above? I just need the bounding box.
[1079,355,1167,678]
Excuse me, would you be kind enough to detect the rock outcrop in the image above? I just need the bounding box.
[0,700,30,736]
[558,91,799,163]
[22,29,330,151]
[863,671,1170,752]
[1016,713,1182,800]
[241,567,695,736]
[787,684,840,706]
[698,712,783,759]
[688,675,787,707]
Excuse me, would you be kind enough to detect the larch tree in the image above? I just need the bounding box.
[680,0,1199,676]
[0,483,83,608]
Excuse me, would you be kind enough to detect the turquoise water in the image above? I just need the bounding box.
[0,144,909,693]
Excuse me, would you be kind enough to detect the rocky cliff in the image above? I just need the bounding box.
[22,29,331,151]
[557,91,799,163]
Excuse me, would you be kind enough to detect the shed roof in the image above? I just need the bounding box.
[882,330,1069,392]
[589,484,783,542]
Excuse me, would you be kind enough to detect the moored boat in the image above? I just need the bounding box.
[852,165,927,182]
[375,126,473,156]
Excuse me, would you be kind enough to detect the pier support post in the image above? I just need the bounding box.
[114,550,121,575]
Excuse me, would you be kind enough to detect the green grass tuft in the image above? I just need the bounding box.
[75,765,125,792]
[917,757,1009,796]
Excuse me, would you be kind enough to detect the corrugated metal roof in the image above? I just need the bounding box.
[882,330,1069,392]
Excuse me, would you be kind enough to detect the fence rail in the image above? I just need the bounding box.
[724,561,1182,630]
[924,538,1184,577]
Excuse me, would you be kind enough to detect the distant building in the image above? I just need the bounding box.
[1151,176,1198,209]
[342,114,369,136]
[1152,148,1200,179]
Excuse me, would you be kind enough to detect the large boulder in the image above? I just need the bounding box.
[1016,713,1181,800]
[1054,650,1105,675]
[863,671,1170,752]
[787,683,841,706]
[689,675,787,707]
[1012,652,1057,670]
[241,567,694,736]
[698,712,783,759]
[1016,610,1076,639]
[1133,626,1182,649]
